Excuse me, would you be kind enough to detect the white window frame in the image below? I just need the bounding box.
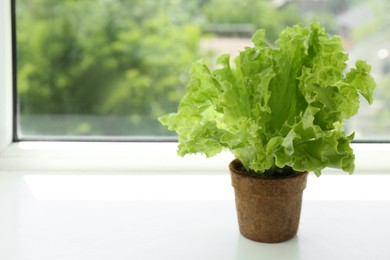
[0,0,13,154]
[1,0,389,174]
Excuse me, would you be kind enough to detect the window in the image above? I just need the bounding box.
[12,0,390,141]
[1,0,390,174]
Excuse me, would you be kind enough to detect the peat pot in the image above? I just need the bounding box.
[230,159,309,243]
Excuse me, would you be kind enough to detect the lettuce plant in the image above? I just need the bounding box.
[159,23,375,176]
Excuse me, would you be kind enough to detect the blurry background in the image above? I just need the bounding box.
[15,0,389,140]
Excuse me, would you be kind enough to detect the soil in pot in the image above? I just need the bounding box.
[230,159,308,243]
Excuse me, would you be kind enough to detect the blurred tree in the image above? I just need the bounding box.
[17,0,201,135]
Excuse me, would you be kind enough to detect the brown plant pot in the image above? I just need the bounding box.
[230,159,308,243]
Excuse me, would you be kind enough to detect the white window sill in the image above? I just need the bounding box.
[0,141,389,174]
[0,168,390,259]
[0,141,234,172]
[1,142,390,260]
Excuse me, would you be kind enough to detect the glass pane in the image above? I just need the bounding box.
[15,0,389,140]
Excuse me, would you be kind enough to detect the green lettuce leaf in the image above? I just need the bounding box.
[159,22,376,176]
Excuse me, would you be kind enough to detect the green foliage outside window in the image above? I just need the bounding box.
[17,0,202,136]
[17,0,385,138]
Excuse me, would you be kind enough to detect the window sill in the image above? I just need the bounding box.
[0,141,234,173]
[1,142,390,259]
[0,169,390,259]
[0,141,389,174]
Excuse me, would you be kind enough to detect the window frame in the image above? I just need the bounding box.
[0,0,13,153]
[2,0,390,174]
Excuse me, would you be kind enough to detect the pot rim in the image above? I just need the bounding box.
[229,158,308,180]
